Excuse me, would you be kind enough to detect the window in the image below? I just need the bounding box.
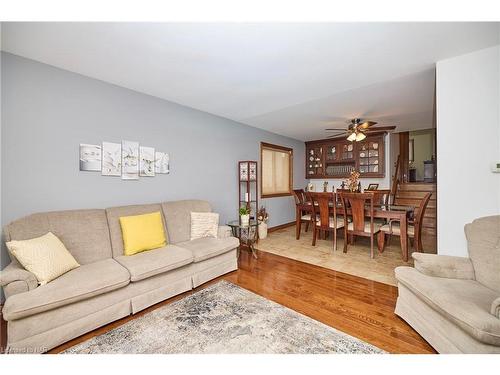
[261,142,293,198]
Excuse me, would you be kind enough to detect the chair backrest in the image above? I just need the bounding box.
[365,189,391,206]
[106,203,167,257]
[308,192,336,230]
[161,200,212,244]
[464,215,500,293]
[410,192,433,244]
[4,209,113,265]
[414,192,432,227]
[339,192,375,232]
[292,189,305,205]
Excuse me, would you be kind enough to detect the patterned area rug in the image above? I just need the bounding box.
[63,281,384,354]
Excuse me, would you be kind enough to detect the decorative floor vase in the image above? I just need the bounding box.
[258,222,268,239]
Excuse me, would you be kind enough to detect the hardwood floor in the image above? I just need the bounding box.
[45,250,435,354]
[1,249,435,354]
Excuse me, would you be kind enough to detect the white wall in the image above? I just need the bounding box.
[436,45,500,257]
[308,134,391,191]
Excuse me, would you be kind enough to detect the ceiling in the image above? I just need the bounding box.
[2,22,499,140]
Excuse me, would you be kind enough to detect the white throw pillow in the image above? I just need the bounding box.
[190,212,219,240]
[6,232,80,285]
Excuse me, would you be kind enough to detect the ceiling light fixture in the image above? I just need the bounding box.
[355,132,366,142]
[347,132,357,142]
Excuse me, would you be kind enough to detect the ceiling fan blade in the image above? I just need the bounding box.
[325,128,348,131]
[327,133,348,138]
[364,126,396,131]
[359,121,377,129]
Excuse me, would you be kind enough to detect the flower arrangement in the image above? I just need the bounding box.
[345,170,361,192]
[257,206,269,223]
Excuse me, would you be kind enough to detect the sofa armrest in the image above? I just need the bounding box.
[412,253,475,280]
[0,262,38,298]
[492,297,500,319]
[217,225,233,239]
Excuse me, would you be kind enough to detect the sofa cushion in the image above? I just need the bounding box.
[4,209,112,265]
[119,212,167,255]
[161,200,212,244]
[3,259,130,321]
[115,245,193,282]
[6,232,80,285]
[177,236,240,263]
[395,266,500,346]
[465,215,500,293]
[105,203,167,258]
[190,212,219,240]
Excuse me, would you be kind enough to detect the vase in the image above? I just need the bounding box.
[240,214,250,226]
[258,222,268,239]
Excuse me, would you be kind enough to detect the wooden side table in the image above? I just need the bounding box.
[227,220,259,259]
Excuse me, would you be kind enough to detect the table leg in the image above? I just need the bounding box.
[400,214,409,262]
[295,207,301,239]
[250,243,258,259]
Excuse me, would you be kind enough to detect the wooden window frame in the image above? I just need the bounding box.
[260,142,293,198]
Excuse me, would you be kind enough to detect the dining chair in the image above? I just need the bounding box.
[365,189,391,207]
[308,192,345,252]
[378,192,432,252]
[292,189,312,240]
[339,192,382,258]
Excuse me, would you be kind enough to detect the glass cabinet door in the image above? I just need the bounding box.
[358,140,380,174]
[325,144,337,161]
[306,146,323,177]
[340,143,354,160]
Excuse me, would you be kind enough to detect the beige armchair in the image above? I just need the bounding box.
[394,215,500,353]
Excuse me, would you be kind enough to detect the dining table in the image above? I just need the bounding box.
[298,200,414,261]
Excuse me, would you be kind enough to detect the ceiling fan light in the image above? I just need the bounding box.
[347,133,357,142]
[356,132,367,142]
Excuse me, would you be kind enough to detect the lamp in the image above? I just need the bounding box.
[355,132,366,142]
[347,132,357,142]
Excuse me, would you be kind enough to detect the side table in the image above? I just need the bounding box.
[227,220,258,259]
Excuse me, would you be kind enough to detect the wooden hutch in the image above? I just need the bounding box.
[305,133,386,179]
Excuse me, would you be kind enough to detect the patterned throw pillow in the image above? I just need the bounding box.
[6,232,80,285]
[190,212,219,240]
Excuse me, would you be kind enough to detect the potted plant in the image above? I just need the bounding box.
[257,206,269,239]
[239,206,250,226]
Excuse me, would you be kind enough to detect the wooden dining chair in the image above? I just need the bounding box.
[292,189,313,240]
[378,192,432,252]
[339,192,382,258]
[365,189,391,207]
[308,192,345,252]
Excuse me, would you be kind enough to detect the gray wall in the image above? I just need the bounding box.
[1,52,306,269]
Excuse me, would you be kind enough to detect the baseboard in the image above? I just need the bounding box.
[268,221,295,233]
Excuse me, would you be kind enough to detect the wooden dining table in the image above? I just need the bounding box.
[299,201,414,261]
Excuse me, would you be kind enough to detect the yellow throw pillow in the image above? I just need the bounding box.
[6,232,80,285]
[119,211,167,256]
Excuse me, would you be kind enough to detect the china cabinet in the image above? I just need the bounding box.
[305,133,386,179]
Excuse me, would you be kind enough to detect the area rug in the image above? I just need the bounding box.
[63,281,384,354]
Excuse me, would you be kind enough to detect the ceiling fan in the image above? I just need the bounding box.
[325,118,396,142]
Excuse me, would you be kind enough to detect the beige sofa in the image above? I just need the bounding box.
[395,215,500,353]
[0,200,239,353]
